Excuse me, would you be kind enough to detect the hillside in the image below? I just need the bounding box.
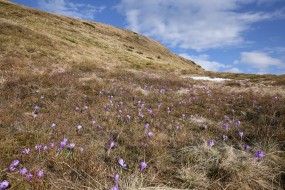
[0,1,285,190]
[0,0,203,76]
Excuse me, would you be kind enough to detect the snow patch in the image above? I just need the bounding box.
[191,76,230,82]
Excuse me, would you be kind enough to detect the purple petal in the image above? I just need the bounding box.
[0,180,9,190]
[140,162,147,171]
[37,170,44,178]
[114,173,119,183]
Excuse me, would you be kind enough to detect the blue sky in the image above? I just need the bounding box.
[10,0,285,75]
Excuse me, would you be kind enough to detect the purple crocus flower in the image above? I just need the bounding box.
[144,123,150,129]
[22,148,30,155]
[140,162,147,171]
[110,141,115,149]
[209,140,214,147]
[50,142,55,148]
[235,120,241,126]
[114,173,119,183]
[91,120,96,125]
[138,111,144,118]
[77,125,83,131]
[34,105,39,113]
[147,131,154,138]
[243,144,249,151]
[67,143,75,151]
[176,126,180,130]
[19,168,28,175]
[222,135,228,141]
[42,145,48,151]
[238,131,244,139]
[126,115,131,121]
[37,170,44,178]
[255,151,264,159]
[203,125,207,130]
[223,124,229,130]
[141,143,147,148]
[98,125,103,131]
[33,114,38,120]
[35,144,42,150]
[51,123,56,129]
[9,160,20,171]
[59,139,67,149]
[59,142,66,149]
[26,173,33,181]
[0,180,9,190]
[118,158,127,168]
[83,106,89,111]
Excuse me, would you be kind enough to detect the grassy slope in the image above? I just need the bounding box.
[0,0,203,76]
[0,1,285,190]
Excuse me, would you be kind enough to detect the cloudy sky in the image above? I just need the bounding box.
[11,0,285,75]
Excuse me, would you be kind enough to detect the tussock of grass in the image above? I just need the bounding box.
[178,142,284,189]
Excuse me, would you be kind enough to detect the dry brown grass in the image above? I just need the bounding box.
[1,1,285,190]
[0,0,203,76]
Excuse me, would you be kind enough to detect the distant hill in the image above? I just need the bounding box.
[0,0,203,75]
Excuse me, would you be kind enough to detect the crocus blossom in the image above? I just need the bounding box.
[140,162,147,171]
[59,139,68,149]
[110,141,115,149]
[77,125,83,131]
[42,145,48,151]
[147,132,154,138]
[9,160,20,171]
[51,123,56,129]
[37,170,44,178]
[110,185,119,190]
[67,143,75,151]
[35,144,42,150]
[238,131,244,138]
[50,142,55,148]
[98,125,103,131]
[255,151,264,159]
[19,168,28,175]
[144,123,150,129]
[0,180,9,190]
[26,173,33,181]
[22,148,30,155]
[209,140,214,147]
[114,173,119,183]
[118,158,127,168]
[235,121,241,126]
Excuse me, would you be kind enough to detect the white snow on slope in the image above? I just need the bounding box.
[191,76,231,82]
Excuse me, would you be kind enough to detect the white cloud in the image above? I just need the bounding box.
[38,0,105,20]
[116,0,284,51]
[179,53,227,71]
[239,51,285,73]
